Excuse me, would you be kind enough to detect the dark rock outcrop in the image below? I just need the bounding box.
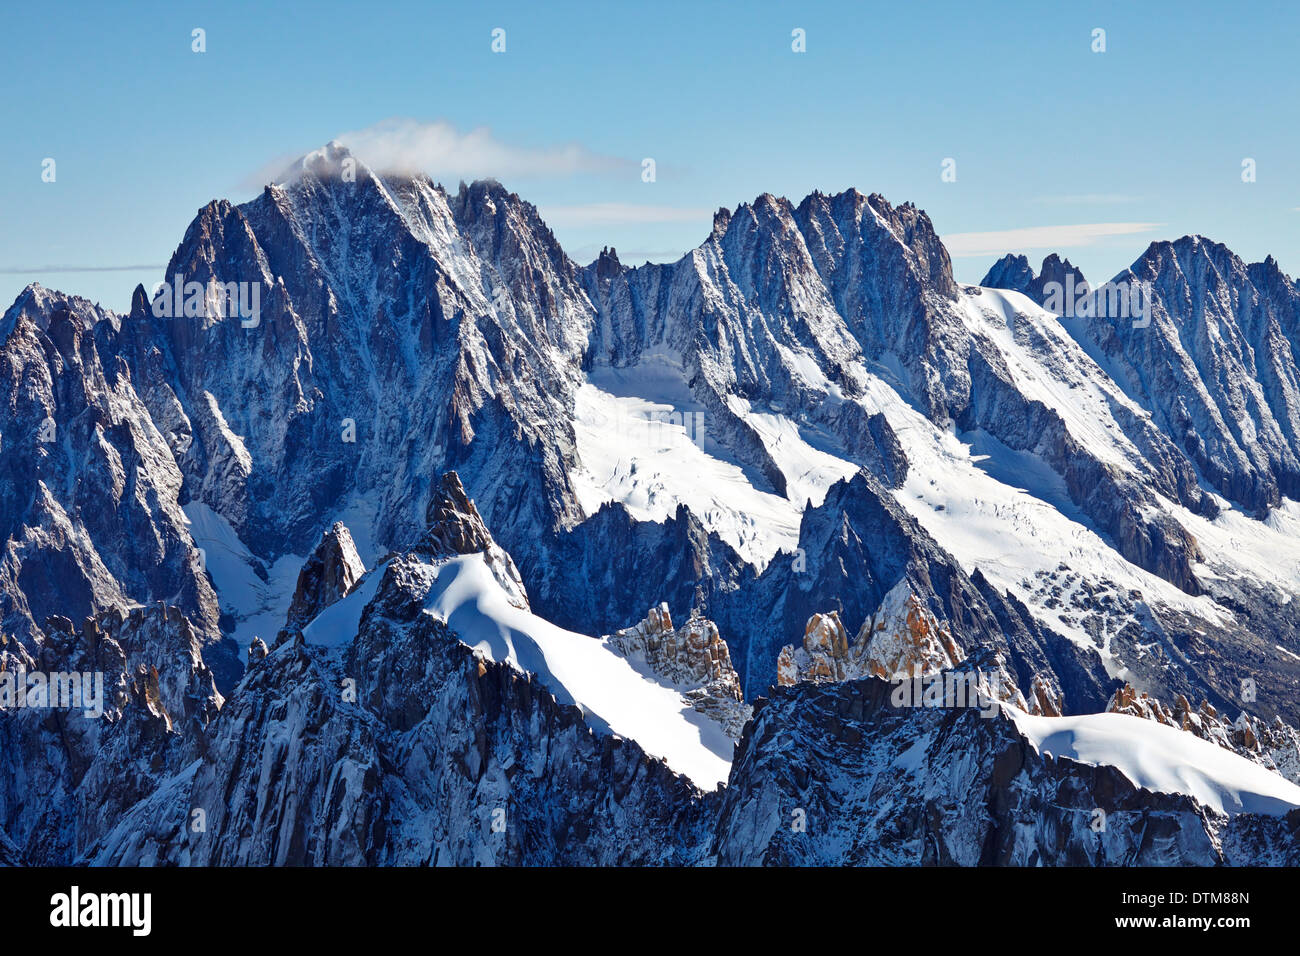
[285,522,365,628]
[713,675,1299,866]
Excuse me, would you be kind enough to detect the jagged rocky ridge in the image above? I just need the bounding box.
[4,470,1298,866]
[0,287,232,683]
[36,474,721,865]
[0,603,222,864]
[606,602,750,739]
[710,467,1117,711]
[4,142,1300,864]
[983,244,1300,516]
[714,676,1300,865]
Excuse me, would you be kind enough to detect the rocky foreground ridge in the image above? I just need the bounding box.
[2,472,1297,866]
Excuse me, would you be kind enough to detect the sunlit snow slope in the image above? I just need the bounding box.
[1007,707,1300,816]
[572,358,858,568]
[302,549,734,789]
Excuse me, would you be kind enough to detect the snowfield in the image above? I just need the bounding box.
[182,502,304,650]
[420,552,735,789]
[572,358,857,568]
[1007,707,1300,816]
[301,564,386,653]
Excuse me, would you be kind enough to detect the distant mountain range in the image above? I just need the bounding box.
[4,142,1300,865]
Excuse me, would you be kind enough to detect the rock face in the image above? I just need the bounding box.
[285,522,365,627]
[855,583,965,679]
[0,827,23,866]
[0,287,231,685]
[527,501,746,641]
[607,603,750,739]
[983,239,1300,517]
[127,146,594,575]
[773,597,1058,721]
[1095,240,1300,513]
[777,612,853,685]
[0,604,221,865]
[3,469,1298,867]
[609,603,736,690]
[713,468,1109,718]
[777,591,964,687]
[713,676,1300,866]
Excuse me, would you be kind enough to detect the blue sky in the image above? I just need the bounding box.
[3,0,1298,310]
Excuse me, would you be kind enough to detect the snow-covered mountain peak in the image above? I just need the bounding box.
[418,470,530,610]
[979,252,1087,303]
[10,169,1300,866]
[274,139,366,187]
[2,281,110,338]
[421,471,497,556]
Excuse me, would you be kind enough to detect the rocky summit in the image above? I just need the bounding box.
[4,144,1300,866]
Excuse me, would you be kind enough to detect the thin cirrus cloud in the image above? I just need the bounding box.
[942,222,1165,258]
[1032,194,1144,205]
[0,264,166,274]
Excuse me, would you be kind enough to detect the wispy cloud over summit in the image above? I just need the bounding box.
[250,118,634,187]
